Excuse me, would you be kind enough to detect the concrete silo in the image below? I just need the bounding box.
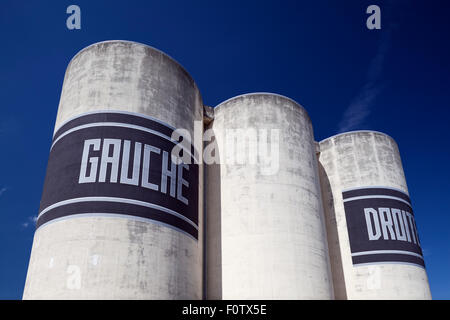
[318,131,431,299]
[23,41,204,299]
[205,93,334,299]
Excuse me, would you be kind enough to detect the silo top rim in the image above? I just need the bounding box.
[68,40,197,85]
[215,92,308,113]
[319,130,396,144]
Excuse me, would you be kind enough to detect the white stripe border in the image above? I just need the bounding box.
[343,195,412,207]
[54,110,177,136]
[352,250,424,260]
[353,262,426,269]
[37,196,198,230]
[342,185,409,195]
[36,213,197,241]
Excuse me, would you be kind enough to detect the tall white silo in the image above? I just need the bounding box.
[23,41,204,299]
[318,130,431,299]
[205,93,334,299]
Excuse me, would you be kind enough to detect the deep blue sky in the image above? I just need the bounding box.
[0,0,449,299]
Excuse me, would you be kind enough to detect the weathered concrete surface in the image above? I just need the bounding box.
[318,131,431,299]
[23,41,204,299]
[206,93,334,299]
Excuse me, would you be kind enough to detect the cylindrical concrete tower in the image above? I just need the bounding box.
[205,93,334,299]
[318,131,431,299]
[23,41,204,299]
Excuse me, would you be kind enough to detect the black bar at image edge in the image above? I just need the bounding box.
[0,300,445,317]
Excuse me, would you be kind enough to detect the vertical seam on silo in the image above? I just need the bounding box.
[331,138,350,299]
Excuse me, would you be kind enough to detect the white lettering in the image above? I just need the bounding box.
[79,139,101,183]
[161,151,177,197]
[365,208,381,240]
[98,139,121,183]
[177,163,189,205]
[378,207,396,240]
[79,138,191,206]
[120,141,142,186]
[392,208,407,241]
[141,144,160,191]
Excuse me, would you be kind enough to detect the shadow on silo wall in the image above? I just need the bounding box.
[204,130,222,299]
[318,162,347,300]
